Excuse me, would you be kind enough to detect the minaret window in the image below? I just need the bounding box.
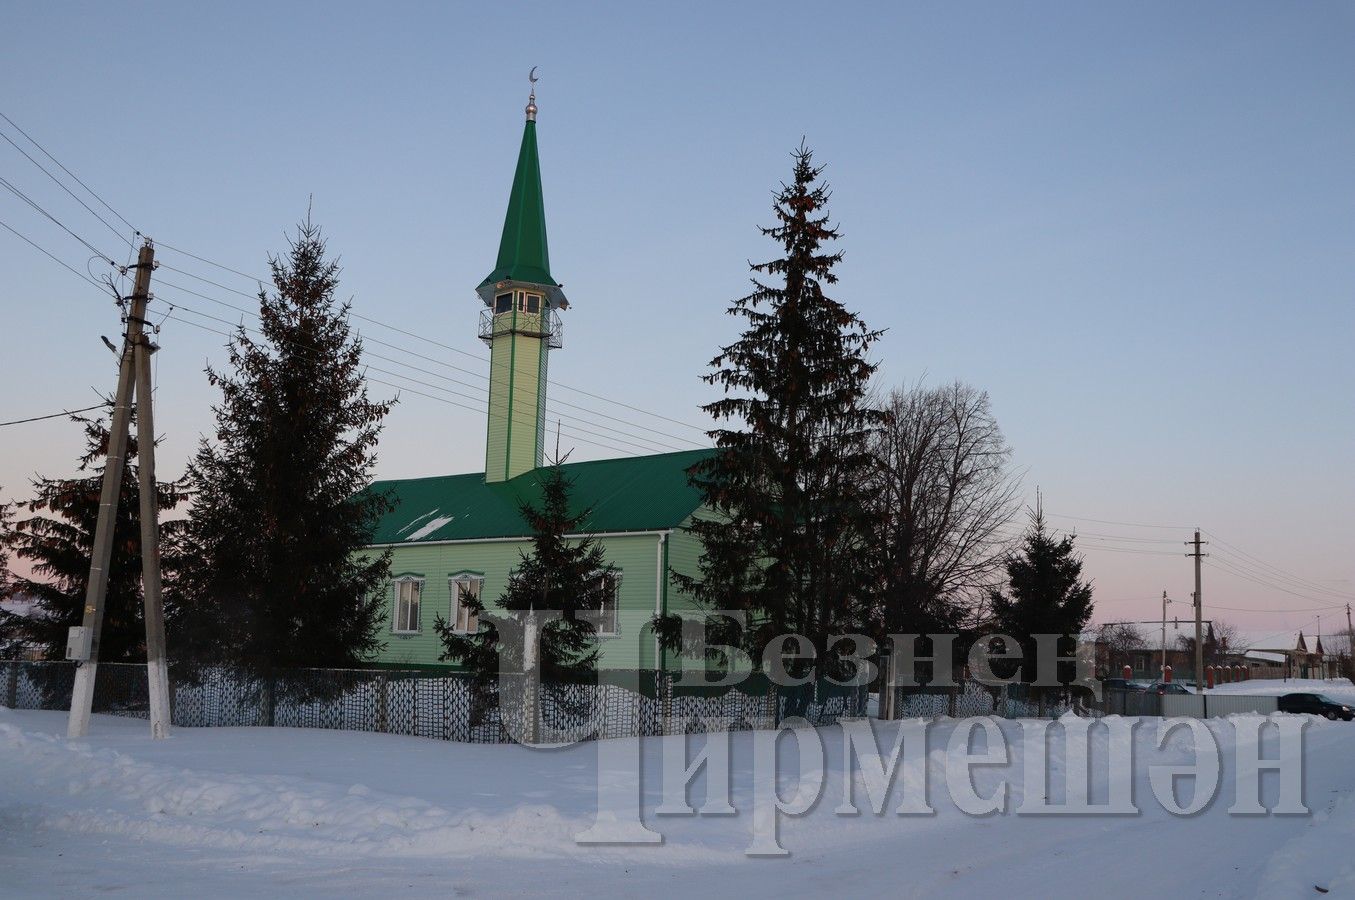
[494,293,513,314]
[524,294,541,314]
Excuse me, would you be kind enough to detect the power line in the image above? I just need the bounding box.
[0,220,687,460]
[0,174,118,265]
[0,216,105,285]
[0,128,133,248]
[0,109,137,234]
[1044,511,1192,531]
[1204,529,1354,599]
[165,305,651,458]
[150,276,704,452]
[157,287,689,455]
[152,241,713,436]
[1203,600,1346,614]
[1207,547,1355,601]
[1205,556,1353,606]
[0,402,111,427]
[0,108,711,442]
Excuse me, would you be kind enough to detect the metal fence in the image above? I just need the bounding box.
[891,681,1103,720]
[0,660,868,744]
[2,662,1304,743]
[1161,692,1279,717]
[893,685,1290,720]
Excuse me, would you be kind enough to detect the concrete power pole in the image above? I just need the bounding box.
[1160,591,1170,676]
[1186,529,1207,693]
[134,272,172,739]
[67,239,170,739]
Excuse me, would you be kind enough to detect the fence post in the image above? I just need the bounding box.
[661,672,672,736]
[376,674,388,733]
[947,686,957,718]
[4,661,16,709]
[263,673,276,728]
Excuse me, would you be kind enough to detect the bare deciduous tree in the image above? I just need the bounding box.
[868,381,1021,639]
[1097,622,1147,674]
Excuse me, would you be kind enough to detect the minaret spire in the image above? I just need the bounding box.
[477,72,567,483]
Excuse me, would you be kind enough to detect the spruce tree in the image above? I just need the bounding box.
[666,145,882,692]
[435,461,613,684]
[172,219,394,678]
[0,412,186,660]
[988,502,1095,689]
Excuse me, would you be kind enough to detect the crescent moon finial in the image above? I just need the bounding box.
[525,67,539,121]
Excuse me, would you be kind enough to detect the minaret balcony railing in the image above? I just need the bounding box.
[478,307,563,349]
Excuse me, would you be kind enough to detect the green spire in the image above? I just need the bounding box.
[479,118,558,291]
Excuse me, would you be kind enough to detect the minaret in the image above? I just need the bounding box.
[477,75,566,483]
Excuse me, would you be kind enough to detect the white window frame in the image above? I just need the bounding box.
[392,576,424,634]
[448,574,484,635]
[596,570,621,637]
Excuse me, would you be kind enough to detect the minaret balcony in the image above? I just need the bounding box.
[479,306,563,349]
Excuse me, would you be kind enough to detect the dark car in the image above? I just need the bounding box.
[1102,678,1150,692]
[1145,681,1192,696]
[1277,693,1354,721]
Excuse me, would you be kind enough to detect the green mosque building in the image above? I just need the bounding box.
[363,86,710,671]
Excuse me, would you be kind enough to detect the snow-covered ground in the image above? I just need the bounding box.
[3,682,1354,898]
[1209,677,1355,701]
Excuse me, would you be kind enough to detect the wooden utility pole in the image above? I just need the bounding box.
[1186,529,1207,693]
[67,238,170,739]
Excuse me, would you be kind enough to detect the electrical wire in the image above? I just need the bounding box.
[152,241,713,435]
[150,277,703,452]
[0,109,137,234]
[0,175,117,265]
[1044,511,1193,531]
[0,108,712,443]
[0,216,104,285]
[0,129,133,248]
[164,303,652,458]
[1204,529,1354,599]
[0,402,111,427]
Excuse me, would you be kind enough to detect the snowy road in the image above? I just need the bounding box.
[2,682,1353,898]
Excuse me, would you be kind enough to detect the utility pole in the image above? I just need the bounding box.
[1160,591,1171,676]
[1186,529,1207,693]
[67,238,170,739]
[134,272,171,739]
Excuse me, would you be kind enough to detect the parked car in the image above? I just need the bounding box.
[1145,681,1192,696]
[1101,678,1150,692]
[1277,693,1354,721]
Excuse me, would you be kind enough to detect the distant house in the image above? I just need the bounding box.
[0,592,44,660]
[358,91,708,673]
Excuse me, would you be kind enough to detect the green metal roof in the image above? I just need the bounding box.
[363,449,714,545]
[478,119,558,291]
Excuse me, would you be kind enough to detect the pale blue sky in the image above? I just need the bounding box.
[2,2,1351,641]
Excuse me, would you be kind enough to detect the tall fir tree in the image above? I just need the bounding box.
[435,461,613,686]
[172,219,394,678]
[988,501,1095,688]
[0,492,11,590]
[0,412,186,660]
[666,145,882,687]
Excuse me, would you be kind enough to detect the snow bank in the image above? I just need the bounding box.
[3,704,1353,897]
[1209,677,1355,703]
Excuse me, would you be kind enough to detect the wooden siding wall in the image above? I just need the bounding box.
[366,532,662,670]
